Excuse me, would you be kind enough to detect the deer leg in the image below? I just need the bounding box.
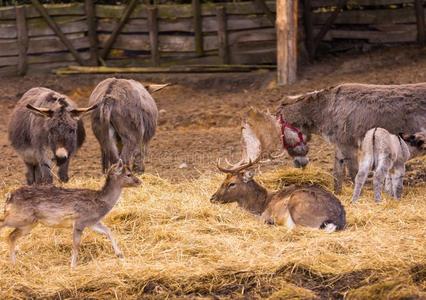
[373,158,391,203]
[333,148,346,194]
[8,225,33,264]
[90,222,124,258]
[351,159,371,203]
[24,163,36,185]
[57,159,70,183]
[71,226,84,268]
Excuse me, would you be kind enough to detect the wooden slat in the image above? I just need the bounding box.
[97,14,274,34]
[303,0,314,59]
[312,7,416,25]
[0,3,85,20]
[97,28,275,52]
[311,0,413,8]
[148,6,159,66]
[216,6,229,64]
[253,0,275,25]
[315,28,417,42]
[16,6,28,75]
[85,0,99,65]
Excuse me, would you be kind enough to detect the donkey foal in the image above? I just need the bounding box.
[352,128,426,203]
[0,160,141,267]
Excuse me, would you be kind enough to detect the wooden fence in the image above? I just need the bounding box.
[0,0,424,75]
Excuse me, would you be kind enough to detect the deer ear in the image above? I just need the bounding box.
[242,170,254,183]
[26,104,54,118]
[70,103,98,119]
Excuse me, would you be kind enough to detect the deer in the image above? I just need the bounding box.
[210,157,346,232]
[0,160,141,268]
[351,128,426,203]
[8,87,98,185]
[89,78,159,174]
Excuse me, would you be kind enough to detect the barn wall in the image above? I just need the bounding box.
[0,0,422,75]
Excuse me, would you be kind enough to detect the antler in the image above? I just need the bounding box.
[216,154,261,174]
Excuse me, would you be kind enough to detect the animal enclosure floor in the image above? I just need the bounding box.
[0,46,425,299]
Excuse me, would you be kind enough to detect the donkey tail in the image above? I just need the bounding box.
[99,98,115,173]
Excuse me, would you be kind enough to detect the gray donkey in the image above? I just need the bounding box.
[89,78,158,174]
[8,87,97,184]
[352,128,426,203]
[277,83,426,193]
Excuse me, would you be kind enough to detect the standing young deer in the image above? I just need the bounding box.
[351,128,426,203]
[210,158,346,232]
[0,160,140,267]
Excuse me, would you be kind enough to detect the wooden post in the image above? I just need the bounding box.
[148,6,159,66]
[100,0,139,60]
[85,0,99,65]
[31,0,86,65]
[192,0,204,56]
[253,0,275,26]
[303,0,314,60]
[216,6,229,64]
[276,0,298,85]
[16,6,28,76]
[415,0,426,46]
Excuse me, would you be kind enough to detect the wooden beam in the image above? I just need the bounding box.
[16,6,28,76]
[312,0,347,55]
[148,6,159,66]
[192,0,204,56]
[253,0,275,25]
[276,0,298,85]
[303,0,314,60]
[100,0,139,60]
[31,0,86,65]
[415,0,425,46]
[216,6,229,64]
[85,0,99,65]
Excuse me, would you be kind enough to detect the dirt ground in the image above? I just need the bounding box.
[1,45,426,187]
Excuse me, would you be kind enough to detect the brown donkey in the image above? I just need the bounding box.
[0,160,141,267]
[211,158,346,232]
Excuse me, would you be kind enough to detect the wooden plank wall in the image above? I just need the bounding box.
[0,0,422,75]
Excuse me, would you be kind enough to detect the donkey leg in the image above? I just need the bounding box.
[37,157,53,184]
[345,148,359,183]
[57,159,70,183]
[8,225,33,264]
[120,138,138,168]
[351,160,371,203]
[373,158,391,203]
[391,164,405,200]
[133,144,147,174]
[91,222,124,258]
[333,148,346,194]
[24,163,36,185]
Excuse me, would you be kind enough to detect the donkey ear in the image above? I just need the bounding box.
[26,104,54,118]
[146,83,171,93]
[70,103,98,119]
[242,170,254,183]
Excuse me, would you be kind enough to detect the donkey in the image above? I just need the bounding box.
[0,160,141,268]
[352,128,426,203]
[225,108,309,171]
[8,87,98,185]
[89,78,159,174]
[210,158,346,232]
[277,83,426,193]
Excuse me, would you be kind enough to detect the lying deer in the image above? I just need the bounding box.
[0,160,140,267]
[210,158,346,232]
[352,128,426,203]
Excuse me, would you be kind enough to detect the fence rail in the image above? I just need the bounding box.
[0,0,423,75]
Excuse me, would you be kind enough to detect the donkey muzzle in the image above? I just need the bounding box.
[293,156,309,168]
[55,147,69,165]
